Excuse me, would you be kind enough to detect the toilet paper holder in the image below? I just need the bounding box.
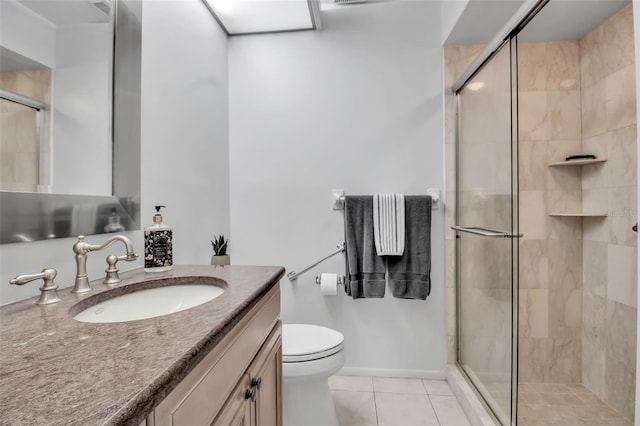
[315,275,346,286]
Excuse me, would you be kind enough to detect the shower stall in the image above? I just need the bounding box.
[449,0,638,424]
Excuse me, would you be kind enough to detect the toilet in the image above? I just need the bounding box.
[282,324,345,426]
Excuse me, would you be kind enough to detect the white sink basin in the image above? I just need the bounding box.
[73,284,225,323]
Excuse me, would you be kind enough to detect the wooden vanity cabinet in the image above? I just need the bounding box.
[150,285,282,426]
[213,330,282,426]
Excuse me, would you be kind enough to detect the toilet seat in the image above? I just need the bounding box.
[282,324,344,363]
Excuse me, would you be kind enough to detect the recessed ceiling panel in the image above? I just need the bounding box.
[204,0,315,34]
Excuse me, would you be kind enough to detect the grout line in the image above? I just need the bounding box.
[426,393,442,426]
[372,390,380,426]
[329,388,376,393]
[421,378,430,395]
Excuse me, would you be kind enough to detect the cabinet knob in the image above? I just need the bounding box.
[633,223,638,233]
[245,388,256,402]
[251,377,262,390]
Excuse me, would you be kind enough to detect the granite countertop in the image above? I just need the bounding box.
[0,265,284,426]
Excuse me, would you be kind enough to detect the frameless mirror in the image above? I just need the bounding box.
[0,0,141,243]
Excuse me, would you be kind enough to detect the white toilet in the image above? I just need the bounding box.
[282,324,345,426]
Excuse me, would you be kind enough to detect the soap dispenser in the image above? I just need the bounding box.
[144,205,173,272]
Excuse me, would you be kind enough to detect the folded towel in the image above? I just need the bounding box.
[387,195,432,300]
[344,196,386,298]
[373,194,405,256]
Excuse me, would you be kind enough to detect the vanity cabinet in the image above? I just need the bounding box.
[214,330,282,426]
[151,285,282,426]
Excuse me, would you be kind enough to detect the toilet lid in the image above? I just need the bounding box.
[282,324,344,362]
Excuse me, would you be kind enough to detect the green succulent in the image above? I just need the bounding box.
[211,235,228,256]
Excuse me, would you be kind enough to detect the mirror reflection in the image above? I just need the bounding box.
[0,0,112,195]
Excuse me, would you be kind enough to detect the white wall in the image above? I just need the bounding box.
[0,0,56,68]
[441,0,470,45]
[229,2,446,377]
[52,23,112,195]
[140,0,229,266]
[0,0,229,305]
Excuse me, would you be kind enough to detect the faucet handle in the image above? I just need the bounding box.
[103,253,138,285]
[10,268,62,305]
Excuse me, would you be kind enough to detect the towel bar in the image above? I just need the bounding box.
[332,189,440,210]
[287,242,346,281]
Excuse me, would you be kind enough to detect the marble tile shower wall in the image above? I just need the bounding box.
[517,39,584,385]
[579,4,637,420]
[0,70,52,192]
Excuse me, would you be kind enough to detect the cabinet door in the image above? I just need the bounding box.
[248,323,282,426]
[211,373,253,426]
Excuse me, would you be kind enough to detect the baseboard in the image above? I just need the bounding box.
[338,366,446,380]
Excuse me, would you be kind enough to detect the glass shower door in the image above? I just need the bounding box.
[455,39,519,425]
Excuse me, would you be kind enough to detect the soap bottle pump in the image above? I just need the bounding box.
[144,205,173,272]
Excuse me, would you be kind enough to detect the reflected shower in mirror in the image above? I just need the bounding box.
[0,0,142,243]
[0,0,113,194]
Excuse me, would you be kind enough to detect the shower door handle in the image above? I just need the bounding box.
[452,226,523,238]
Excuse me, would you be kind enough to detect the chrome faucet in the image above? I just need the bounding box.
[72,235,138,293]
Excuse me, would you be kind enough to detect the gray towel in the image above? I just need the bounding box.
[387,195,432,300]
[344,196,386,298]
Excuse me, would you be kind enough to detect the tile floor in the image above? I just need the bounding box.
[329,376,471,426]
[518,383,633,426]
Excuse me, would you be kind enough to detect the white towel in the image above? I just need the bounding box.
[373,194,405,256]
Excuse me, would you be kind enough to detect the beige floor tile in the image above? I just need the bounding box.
[373,377,427,394]
[583,419,633,426]
[519,392,546,404]
[331,390,377,426]
[519,383,545,393]
[329,375,374,392]
[553,404,610,420]
[422,379,454,396]
[517,419,553,426]
[429,395,471,426]
[519,404,562,421]
[375,393,439,426]
[539,392,584,405]
[574,392,605,405]
[517,382,632,426]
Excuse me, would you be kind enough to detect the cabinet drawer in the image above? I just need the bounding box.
[154,285,280,426]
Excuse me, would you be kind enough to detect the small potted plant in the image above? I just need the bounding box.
[210,235,230,266]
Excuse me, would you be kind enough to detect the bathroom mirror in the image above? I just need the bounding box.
[0,0,141,243]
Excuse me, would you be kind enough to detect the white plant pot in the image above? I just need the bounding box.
[211,255,230,266]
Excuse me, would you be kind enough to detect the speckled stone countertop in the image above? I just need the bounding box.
[0,265,284,426]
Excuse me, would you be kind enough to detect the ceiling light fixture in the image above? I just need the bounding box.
[202,0,321,36]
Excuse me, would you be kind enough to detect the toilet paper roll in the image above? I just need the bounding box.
[319,273,338,296]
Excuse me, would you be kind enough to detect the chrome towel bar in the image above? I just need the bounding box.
[332,189,441,210]
[287,242,346,281]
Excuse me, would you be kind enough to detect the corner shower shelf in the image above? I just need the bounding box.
[548,212,608,217]
[548,158,607,167]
